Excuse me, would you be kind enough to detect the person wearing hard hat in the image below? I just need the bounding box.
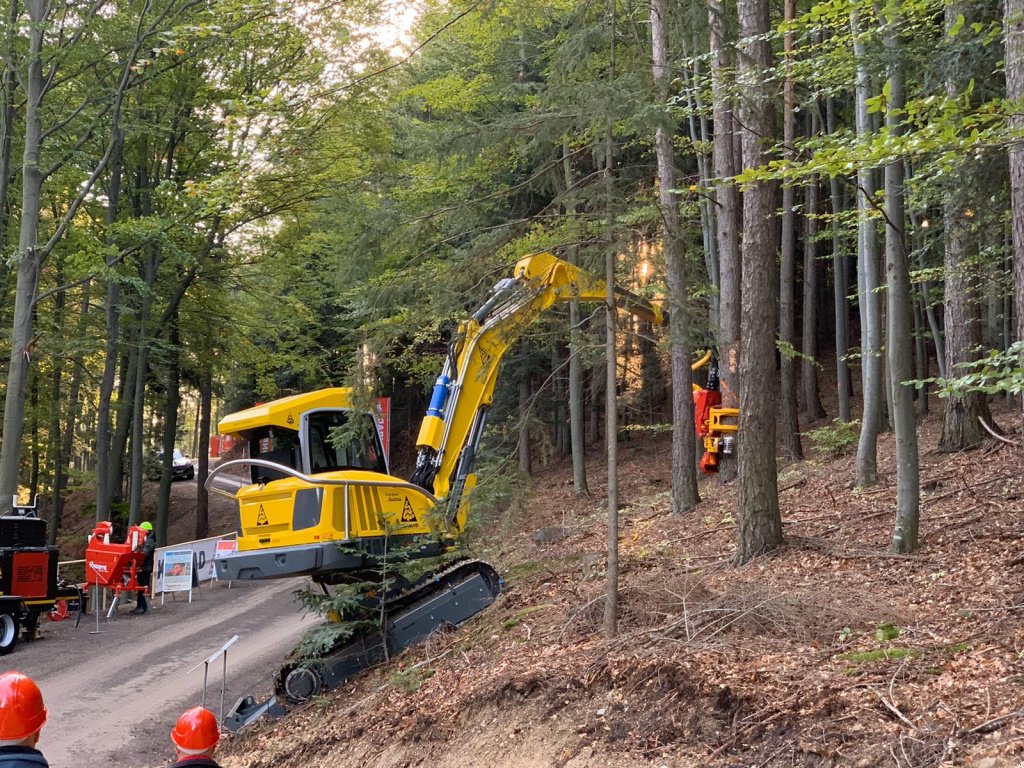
[169,707,221,767]
[0,671,48,767]
[133,521,156,615]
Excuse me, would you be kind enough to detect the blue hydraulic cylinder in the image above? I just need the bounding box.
[426,375,451,418]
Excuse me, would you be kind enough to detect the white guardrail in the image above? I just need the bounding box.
[58,531,237,595]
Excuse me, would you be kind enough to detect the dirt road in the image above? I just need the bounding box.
[12,577,312,768]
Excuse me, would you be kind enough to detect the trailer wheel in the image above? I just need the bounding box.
[48,600,69,622]
[0,611,20,654]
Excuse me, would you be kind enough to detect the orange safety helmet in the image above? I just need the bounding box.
[0,672,47,742]
[170,706,219,754]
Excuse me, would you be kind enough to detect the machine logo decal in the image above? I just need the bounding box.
[257,505,269,526]
[400,498,417,523]
[286,412,294,424]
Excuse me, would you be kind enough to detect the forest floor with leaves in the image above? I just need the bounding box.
[219,404,1024,768]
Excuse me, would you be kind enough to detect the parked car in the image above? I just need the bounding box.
[146,448,195,481]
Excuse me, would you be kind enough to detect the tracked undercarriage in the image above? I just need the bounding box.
[277,559,501,703]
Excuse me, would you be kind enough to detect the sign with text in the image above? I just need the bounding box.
[161,550,194,593]
[154,534,234,593]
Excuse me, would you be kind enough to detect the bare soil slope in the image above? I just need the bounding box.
[219,407,1024,768]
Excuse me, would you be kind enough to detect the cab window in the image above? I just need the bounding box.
[307,411,385,474]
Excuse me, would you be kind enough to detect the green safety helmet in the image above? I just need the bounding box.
[140,522,153,531]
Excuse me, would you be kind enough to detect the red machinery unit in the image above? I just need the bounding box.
[0,514,80,653]
[85,522,150,600]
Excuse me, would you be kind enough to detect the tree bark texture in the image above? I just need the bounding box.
[852,6,882,487]
[827,99,851,423]
[882,23,920,553]
[562,140,589,496]
[779,0,802,461]
[940,1,991,452]
[652,0,699,513]
[735,0,782,563]
[0,0,46,511]
[802,174,827,419]
[195,368,213,539]
[708,0,741,483]
[1006,0,1024,435]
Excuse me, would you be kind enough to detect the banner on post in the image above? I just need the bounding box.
[214,540,237,581]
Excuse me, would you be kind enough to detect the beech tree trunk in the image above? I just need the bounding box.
[735,0,782,563]
[802,172,827,420]
[0,0,47,511]
[852,5,882,487]
[827,98,851,423]
[882,18,920,553]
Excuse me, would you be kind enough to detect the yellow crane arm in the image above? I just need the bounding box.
[409,252,666,523]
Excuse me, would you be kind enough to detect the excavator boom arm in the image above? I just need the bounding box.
[410,252,666,520]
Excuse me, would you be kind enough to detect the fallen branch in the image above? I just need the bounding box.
[978,416,1022,448]
[966,709,1024,735]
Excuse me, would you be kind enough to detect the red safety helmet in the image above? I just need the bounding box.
[0,672,47,742]
[170,706,219,754]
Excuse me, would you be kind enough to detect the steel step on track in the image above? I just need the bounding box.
[276,558,501,703]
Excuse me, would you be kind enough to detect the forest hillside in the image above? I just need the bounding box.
[219,401,1024,768]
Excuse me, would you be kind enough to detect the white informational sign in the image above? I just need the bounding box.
[154,534,234,593]
[162,550,194,594]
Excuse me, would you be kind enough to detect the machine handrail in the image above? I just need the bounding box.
[204,459,439,504]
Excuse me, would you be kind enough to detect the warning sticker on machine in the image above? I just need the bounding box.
[256,505,269,526]
[401,498,417,523]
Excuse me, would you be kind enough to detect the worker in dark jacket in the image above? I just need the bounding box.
[169,707,221,767]
[0,671,49,767]
[134,521,156,615]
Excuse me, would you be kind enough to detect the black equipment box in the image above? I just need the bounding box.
[0,516,46,548]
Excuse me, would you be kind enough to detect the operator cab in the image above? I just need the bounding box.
[217,388,389,484]
[245,410,386,483]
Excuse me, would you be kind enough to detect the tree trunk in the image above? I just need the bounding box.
[779,0,802,461]
[1007,0,1024,435]
[562,139,588,496]
[652,0,699,513]
[735,0,782,563]
[708,0,741,483]
[604,5,618,640]
[852,5,882,487]
[195,367,213,539]
[0,0,47,511]
[802,172,827,420]
[882,19,920,554]
[940,1,991,452]
[828,99,851,423]
[0,0,18,266]
[95,125,124,521]
[680,46,719,322]
[518,374,532,476]
[47,264,67,540]
[156,316,180,546]
[110,345,135,504]
[914,298,929,416]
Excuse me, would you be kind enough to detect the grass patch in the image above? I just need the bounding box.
[502,603,552,631]
[503,560,547,584]
[838,647,922,664]
[388,666,435,694]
